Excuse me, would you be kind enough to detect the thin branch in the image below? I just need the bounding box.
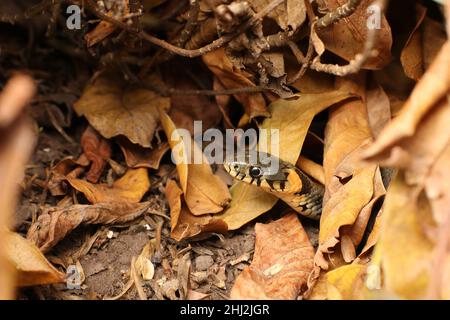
[175,0,200,48]
[316,0,363,29]
[85,0,286,58]
[310,0,387,76]
[288,0,317,84]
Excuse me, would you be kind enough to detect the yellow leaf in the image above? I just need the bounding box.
[6,232,65,287]
[159,109,231,215]
[67,168,150,204]
[376,173,434,299]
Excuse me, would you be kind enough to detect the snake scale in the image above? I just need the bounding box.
[223,152,324,220]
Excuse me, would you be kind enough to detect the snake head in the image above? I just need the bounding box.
[223,152,299,193]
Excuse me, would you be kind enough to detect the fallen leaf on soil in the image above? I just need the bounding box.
[81,126,111,183]
[159,109,231,215]
[118,137,169,170]
[135,239,157,281]
[67,168,150,204]
[48,155,90,196]
[74,72,170,147]
[231,213,314,299]
[5,232,65,287]
[203,48,269,119]
[165,179,228,241]
[27,201,152,253]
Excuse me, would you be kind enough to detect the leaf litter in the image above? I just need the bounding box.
[1,0,449,300]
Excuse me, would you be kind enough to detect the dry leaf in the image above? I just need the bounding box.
[251,0,306,31]
[67,168,150,204]
[375,173,434,299]
[165,179,228,241]
[159,109,231,215]
[231,213,314,299]
[81,126,111,183]
[203,48,269,119]
[27,201,152,253]
[118,136,169,170]
[74,72,170,147]
[400,4,427,81]
[48,155,90,196]
[6,232,65,287]
[317,0,392,69]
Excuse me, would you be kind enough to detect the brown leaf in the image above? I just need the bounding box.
[118,136,169,170]
[365,75,391,138]
[230,214,314,299]
[165,179,228,241]
[48,155,90,197]
[251,0,306,31]
[81,126,111,183]
[159,109,231,215]
[74,72,170,147]
[203,48,269,119]
[317,0,392,69]
[400,3,427,81]
[375,173,434,299]
[27,202,152,253]
[363,42,450,164]
[67,168,150,204]
[6,232,65,287]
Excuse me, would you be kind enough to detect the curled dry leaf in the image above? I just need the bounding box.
[400,3,427,81]
[5,232,65,287]
[316,0,392,69]
[48,155,90,196]
[311,75,386,296]
[27,201,152,253]
[67,168,150,204]
[231,214,314,299]
[218,91,354,231]
[202,48,269,119]
[159,109,231,215]
[165,179,228,241]
[73,72,170,148]
[118,136,170,170]
[135,239,157,281]
[401,6,447,81]
[81,126,111,183]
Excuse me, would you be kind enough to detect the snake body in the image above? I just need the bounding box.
[223,152,324,220]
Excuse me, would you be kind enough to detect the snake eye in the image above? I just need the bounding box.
[233,164,240,171]
[249,166,263,178]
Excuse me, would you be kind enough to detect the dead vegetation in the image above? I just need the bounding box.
[0,0,449,300]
